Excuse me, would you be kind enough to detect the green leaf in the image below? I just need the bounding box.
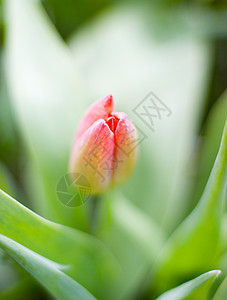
[0,165,12,196]
[190,89,227,209]
[220,212,227,253]
[98,192,166,299]
[146,5,227,40]
[69,4,212,231]
[0,276,43,300]
[156,270,221,300]
[0,234,96,300]
[109,193,166,258]
[0,189,121,299]
[148,119,227,295]
[4,0,88,228]
[42,0,110,39]
[214,277,227,300]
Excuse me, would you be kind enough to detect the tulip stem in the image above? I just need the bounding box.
[89,194,101,235]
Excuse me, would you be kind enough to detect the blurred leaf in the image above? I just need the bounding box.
[0,60,22,186]
[0,165,12,195]
[109,193,166,258]
[190,90,227,208]
[0,0,4,48]
[4,0,89,228]
[183,7,227,39]
[145,4,227,40]
[0,250,18,292]
[0,276,47,300]
[69,3,212,232]
[0,235,96,300]
[148,119,227,295]
[156,270,221,300]
[214,277,227,300]
[0,189,121,299]
[42,0,110,39]
[98,192,166,299]
[221,213,227,252]
[0,163,25,204]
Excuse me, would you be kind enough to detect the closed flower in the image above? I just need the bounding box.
[69,94,138,194]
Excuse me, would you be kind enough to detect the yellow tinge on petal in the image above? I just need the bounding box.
[111,112,138,187]
[70,119,115,194]
[69,95,138,194]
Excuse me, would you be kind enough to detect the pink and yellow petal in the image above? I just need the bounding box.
[76,94,114,139]
[111,112,138,187]
[70,119,115,194]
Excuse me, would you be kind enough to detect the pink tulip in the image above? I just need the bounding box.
[69,95,138,194]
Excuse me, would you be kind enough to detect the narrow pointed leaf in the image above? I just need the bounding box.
[0,189,121,299]
[190,90,227,208]
[156,270,221,300]
[0,235,96,300]
[149,119,227,294]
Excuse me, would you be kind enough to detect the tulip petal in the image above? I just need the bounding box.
[70,119,115,194]
[111,112,138,186]
[77,94,114,139]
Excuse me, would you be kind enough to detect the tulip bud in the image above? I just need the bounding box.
[69,94,137,194]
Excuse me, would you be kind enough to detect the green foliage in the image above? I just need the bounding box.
[42,0,110,39]
[97,193,166,298]
[148,119,227,295]
[0,0,227,299]
[0,235,96,300]
[0,189,121,299]
[214,277,227,300]
[68,0,213,233]
[156,270,222,300]
[4,0,89,229]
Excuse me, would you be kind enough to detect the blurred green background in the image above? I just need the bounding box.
[0,0,226,299]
